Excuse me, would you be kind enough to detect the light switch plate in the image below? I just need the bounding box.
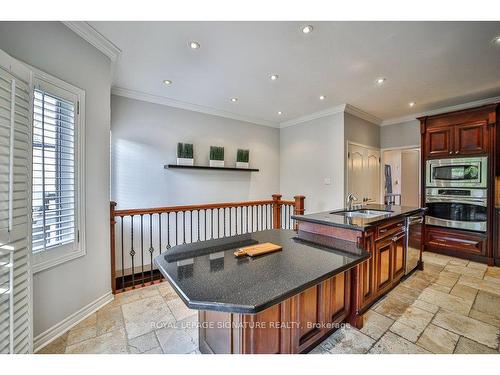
[324,178,331,185]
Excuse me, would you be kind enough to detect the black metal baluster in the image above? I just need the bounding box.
[140,214,144,287]
[166,212,171,250]
[121,216,124,292]
[158,213,162,255]
[149,213,154,285]
[130,215,135,289]
[175,212,178,246]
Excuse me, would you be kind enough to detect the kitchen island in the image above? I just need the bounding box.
[293,204,426,326]
[155,229,369,354]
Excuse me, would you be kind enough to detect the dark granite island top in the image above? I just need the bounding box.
[154,229,369,314]
[292,203,426,231]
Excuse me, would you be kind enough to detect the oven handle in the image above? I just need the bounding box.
[425,196,487,207]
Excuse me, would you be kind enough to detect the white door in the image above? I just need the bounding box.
[347,143,380,205]
[401,149,420,207]
[0,49,33,354]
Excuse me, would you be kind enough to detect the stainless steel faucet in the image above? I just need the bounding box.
[346,193,358,211]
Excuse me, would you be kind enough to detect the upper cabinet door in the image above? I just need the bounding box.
[425,127,453,158]
[453,121,489,156]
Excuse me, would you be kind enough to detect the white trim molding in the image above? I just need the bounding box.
[62,22,121,63]
[279,104,347,128]
[34,291,114,353]
[380,95,500,126]
[111,86,278,128]
[344,104,382,125]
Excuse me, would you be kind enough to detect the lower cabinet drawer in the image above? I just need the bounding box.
[376,219,405,240]
[425,226,487,256]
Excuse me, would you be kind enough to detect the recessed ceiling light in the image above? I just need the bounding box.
[302,25,313,34]
[376,77,386,85]
[493,35,500,45]
[409,101,416,107]
[189,41,200,49]
[230,97,238,102]
[319,95,326,100]
[163,80,172,86]
[277,111,283,115]
[270,74,279,81]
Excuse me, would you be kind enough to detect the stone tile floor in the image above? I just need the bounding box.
[38,252,500,354]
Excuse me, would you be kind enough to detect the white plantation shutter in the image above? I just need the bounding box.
[0,49,33,354]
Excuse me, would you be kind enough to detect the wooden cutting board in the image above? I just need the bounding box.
[234,242,282,258]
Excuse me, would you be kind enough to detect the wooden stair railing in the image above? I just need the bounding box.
[110,194,305,294]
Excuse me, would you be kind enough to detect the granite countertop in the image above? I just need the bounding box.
[154,229,369,314]
[292,204,426,231]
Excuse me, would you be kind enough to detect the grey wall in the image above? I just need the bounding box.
[344,112,380,148]
[111,95,281,209]
[380,120,420,149]
[0,22,112,337]
[280,113,345,213]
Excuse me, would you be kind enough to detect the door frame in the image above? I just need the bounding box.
[380,145,421,205]
[345,140,381,204]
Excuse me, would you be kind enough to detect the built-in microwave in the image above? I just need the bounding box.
[426,156,487,188]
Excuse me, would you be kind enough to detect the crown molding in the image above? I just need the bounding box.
[62,21,121,63]
[279,104,347,128]
[380,95,500,126]
[344,104,382,125]
[112,87,279,128]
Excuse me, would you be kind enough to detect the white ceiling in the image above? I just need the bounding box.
[89,21,500,126]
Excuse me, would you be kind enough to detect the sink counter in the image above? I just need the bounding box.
[154,229,369,314]
[292,204,426,231]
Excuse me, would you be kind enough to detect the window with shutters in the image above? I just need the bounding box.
[31,71,85,273]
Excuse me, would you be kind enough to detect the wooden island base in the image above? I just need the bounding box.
[198,269,362,354]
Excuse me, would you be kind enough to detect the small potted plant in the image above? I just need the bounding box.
[209,146,225,167]
[236,149,250,169]
[177,143,194,166]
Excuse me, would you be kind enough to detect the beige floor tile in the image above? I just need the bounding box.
[419,288,472,315]
[374,297,411,320]
[444,264,485,279]
[369,331,429,354]
[454,337,499,354]
[389,284,422,303]
[360,310,394,341]
[37,333,68,354]
[458,275,500,297]
[122,295,175,340]
[320,326,375,354]
[167,298,197,322]
[427,283,452,294]
[422,263,446,276]
[401,274,432,291]
[469,309,500,329]
[449,284,478,302]
[448,258,469,267]
[472,291,500,319]
[128,331,161,354]
[422,253,451,266]
[390,321,421,342]
[67,324,97,346]
[434,270,460,288]
[158,282,180,302]
[467,262,488,271]
[97,306,124,336]
[484,267,500,280]
[155,327,198,354]
[416,324,459,354]
[65,328,128,354]
[411,299,439,314]
[432,310,499,349]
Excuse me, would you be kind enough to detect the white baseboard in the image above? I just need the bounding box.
[34,291,114,353]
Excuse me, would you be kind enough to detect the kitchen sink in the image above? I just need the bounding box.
[330,209,393,218]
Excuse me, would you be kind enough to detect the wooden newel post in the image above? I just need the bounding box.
[272,194,282,229]
[110,201,117,294]
[293,195,305,231]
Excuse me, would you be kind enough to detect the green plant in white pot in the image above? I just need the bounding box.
[236,149,250,168]
[209,146,224,167]
[177,143,194,166]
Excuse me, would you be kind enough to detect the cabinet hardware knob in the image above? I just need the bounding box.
[455,150,459,154]
[449,151,453,155]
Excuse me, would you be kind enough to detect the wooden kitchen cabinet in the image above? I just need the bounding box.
[453,121,489,155]
[425,126,453,158]
[375,238,393,293]
[425,225,487,258]
[392,232,406,280]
